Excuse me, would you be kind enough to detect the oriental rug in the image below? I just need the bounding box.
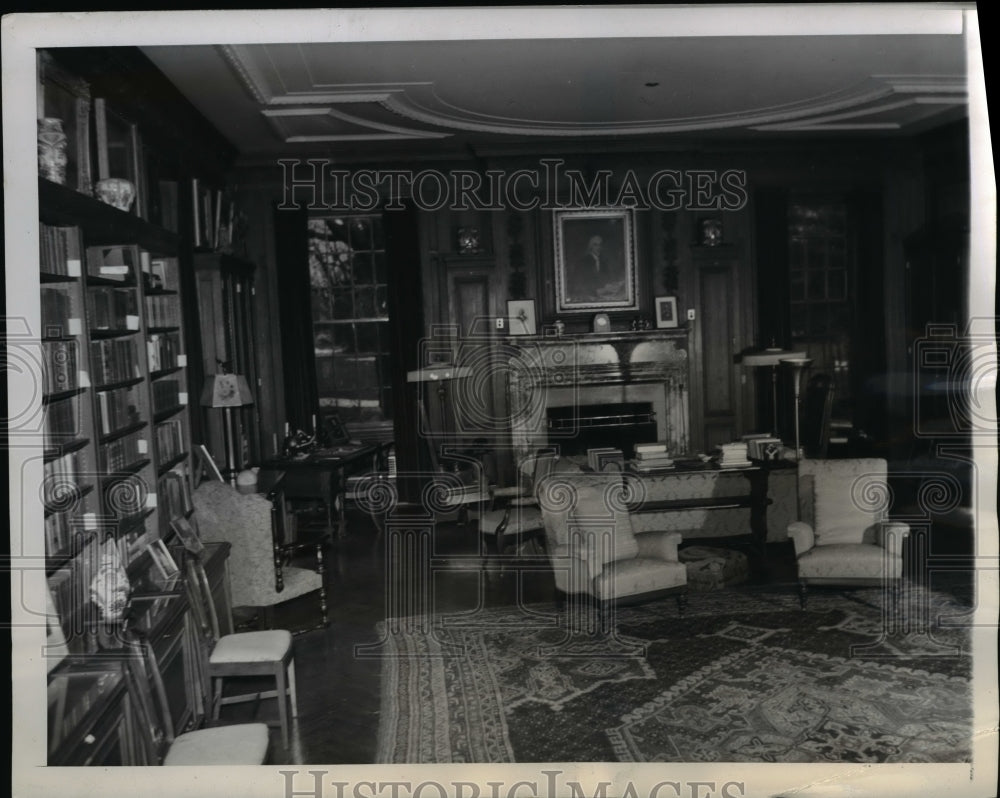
[375,586,972,763]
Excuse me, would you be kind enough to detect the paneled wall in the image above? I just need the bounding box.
[234,131,960,469]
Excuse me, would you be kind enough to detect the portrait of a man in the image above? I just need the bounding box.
[555,209,636,312]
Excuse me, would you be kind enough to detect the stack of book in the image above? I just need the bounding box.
[743,434,782,461]
[588,447,625,472]
[718,441,752,468]
[628,442,674,472]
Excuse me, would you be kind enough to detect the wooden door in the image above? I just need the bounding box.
[690,247,751,451]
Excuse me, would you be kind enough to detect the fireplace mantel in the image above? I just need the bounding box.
[505,329,690,459]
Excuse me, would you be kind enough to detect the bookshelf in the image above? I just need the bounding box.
[40,177,194,651]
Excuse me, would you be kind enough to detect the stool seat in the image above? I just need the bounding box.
[210,630,292,664]
[164,723,270,766]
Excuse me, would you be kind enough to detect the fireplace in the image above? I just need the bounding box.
[506,330,689,462]
[547,402,657,459]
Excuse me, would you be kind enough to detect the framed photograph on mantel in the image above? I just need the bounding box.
[554,208,637,314]
[655,296,679,329]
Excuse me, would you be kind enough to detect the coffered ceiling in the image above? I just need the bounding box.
[140,7,971,163]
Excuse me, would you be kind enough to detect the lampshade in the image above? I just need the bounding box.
[406,365,473,383]
[742,348,807,367]
[200,373,255,408]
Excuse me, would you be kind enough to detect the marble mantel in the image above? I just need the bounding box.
[505,329,690,459]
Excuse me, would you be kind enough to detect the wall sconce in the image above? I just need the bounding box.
[200,371,255,485]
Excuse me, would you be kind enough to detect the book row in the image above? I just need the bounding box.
[152,379,181,414]
[100,429,146,475]
[44,395,81,440]
[43,450,84,507]
[96,385,143,435]
[40,224,82,277]
[40,287,78,336]
[147,332,182,372]
[145,294,181,328]
[41,341,80,395]
[155,419,184,465]
[88,286,139,331]
[90,338,140,387]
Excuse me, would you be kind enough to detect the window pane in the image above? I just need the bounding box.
[356,322,379,353]
[350,217,373,251]
[355,287,376,319]
[352,252,374,284]
[332,288,353,319]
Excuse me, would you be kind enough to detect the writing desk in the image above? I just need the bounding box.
[260,442,389,539]
[624,461,776,556]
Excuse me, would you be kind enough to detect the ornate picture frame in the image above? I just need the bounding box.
[554,208,637,314]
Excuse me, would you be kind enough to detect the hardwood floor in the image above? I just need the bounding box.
[212,509,971,764]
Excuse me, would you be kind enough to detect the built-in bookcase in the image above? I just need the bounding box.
[40,178,193,651]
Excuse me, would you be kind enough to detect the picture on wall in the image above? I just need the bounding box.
[554,208,637,313]
[655,296,679,328]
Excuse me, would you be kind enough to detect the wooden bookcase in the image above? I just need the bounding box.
[40,177,194,638]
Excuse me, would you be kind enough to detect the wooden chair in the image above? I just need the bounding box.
[122,633,270,765]
[184,557,298,749]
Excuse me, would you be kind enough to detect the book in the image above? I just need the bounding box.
[634,442,668,455]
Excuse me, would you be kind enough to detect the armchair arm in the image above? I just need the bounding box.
[635,530,682,562]
[787,521,815,556]
[877,520,910,556]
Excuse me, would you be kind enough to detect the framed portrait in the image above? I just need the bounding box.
[655,296,679,329]
[554,208,637,314]
[507,299,537,336]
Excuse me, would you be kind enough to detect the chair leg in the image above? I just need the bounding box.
[798,581,808,609]
[287,658,298,719]
[315,543,329,626]
[275,665,289,749]
[676,592,688,615]
[212,678,223,721]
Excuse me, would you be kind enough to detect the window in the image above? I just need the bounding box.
[308,215,392,424]
[788,200,853,410]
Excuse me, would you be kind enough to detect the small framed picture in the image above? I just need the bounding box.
[507,299,537,336]
[170,516,205,556]
[655,296,679,329]
[147,538,179,581]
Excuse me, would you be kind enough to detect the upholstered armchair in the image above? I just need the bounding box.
[787,458,910,608]
[538,470,688,612]
[193,481,324,622]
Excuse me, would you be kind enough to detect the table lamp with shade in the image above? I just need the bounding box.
[200,370,255,486]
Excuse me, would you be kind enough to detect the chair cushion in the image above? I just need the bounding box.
[803,458,888,538]
[592,558,687,600]
[814,523,871,547]
[568,480,639,567]
[209,629,292,664]
[164,722,269,765]
[797,542,902,580]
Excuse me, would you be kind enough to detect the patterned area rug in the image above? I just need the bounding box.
[375,586,972,763]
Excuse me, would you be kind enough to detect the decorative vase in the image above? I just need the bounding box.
[37,117,68,185]
[95,177,136,212]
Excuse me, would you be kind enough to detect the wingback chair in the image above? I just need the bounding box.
[787,458,910,608]
[537,469,688,612]
[193,481,324,623]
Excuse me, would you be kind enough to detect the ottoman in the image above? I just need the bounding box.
[678,546,749,592]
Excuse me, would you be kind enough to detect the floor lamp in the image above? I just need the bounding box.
[780,357,812,514]
[200,372,255,486]
[742,347,806,434]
